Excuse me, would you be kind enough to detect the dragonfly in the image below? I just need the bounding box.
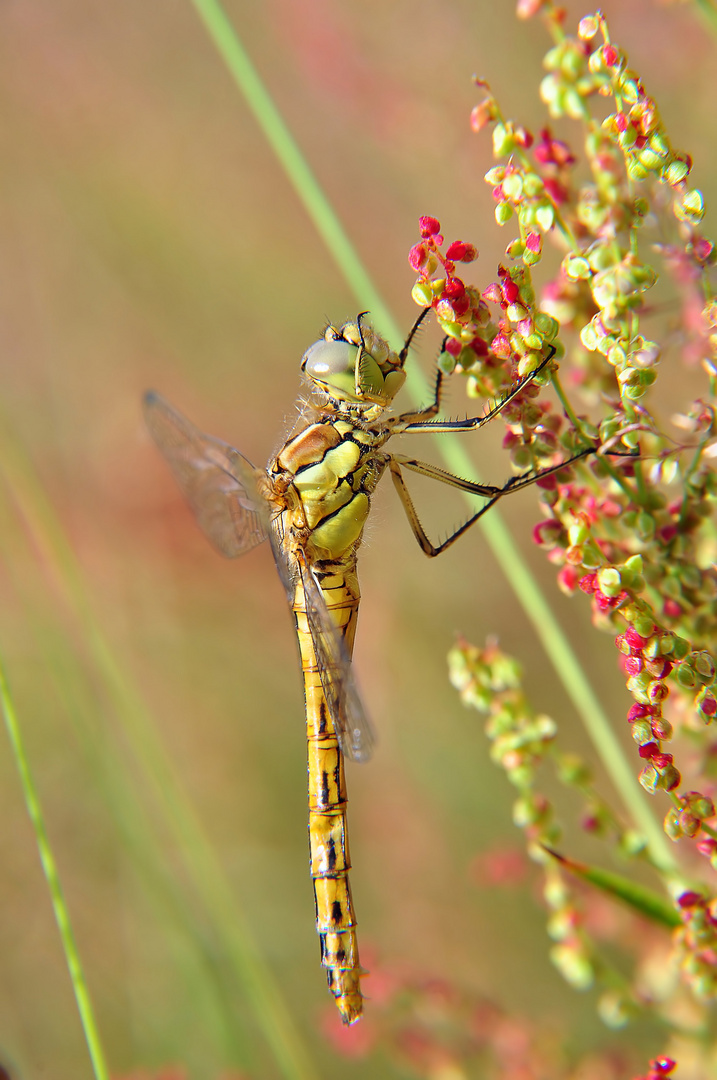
[144,310,600,1025]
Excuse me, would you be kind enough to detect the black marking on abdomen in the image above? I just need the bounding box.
[327,837,337,871]
[320,770,330,808]
[318,700,328,735]
[331,900,343,924]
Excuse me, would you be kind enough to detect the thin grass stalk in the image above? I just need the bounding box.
[186,0,676,874]
[0,526,248,1060]
[0,653,110,1080]
[0,420,318,1080]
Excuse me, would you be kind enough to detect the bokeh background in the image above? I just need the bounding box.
[0,2,715,1077]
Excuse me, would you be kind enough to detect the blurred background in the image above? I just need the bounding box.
[0,1,715,1077]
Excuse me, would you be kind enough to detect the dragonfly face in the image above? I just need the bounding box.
[145,311,602,1025]
[300,317,407,406]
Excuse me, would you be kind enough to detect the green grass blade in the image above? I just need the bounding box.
[186,0,677,876]
[0,420,318,1080]
[0,654,110,1080]
[188,0,394,334]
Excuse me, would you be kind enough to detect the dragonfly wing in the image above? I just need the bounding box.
[300,559,375,764]
[144,391,269,558]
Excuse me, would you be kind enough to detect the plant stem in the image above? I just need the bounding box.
[0,421,318,1080]
[0,655,110,1080]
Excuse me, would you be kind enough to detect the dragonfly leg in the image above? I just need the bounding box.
[396,344,556,435]
[398,305,432,364]
[389,441,600,557]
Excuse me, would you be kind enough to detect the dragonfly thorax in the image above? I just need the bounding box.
[300,318,406,407]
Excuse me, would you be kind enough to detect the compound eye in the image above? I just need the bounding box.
[301,339,358,380]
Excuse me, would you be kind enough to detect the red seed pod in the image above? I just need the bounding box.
[452,294,470,317]
[651,717,673,740]
[443,276,466,299]
[490,333,512,359]
[699,695,717,718]
[408,243,427,271]
[650,1059,676,1076]
[557,565,580,593]
[662,765,681,792]
[602,44,620,67]
[483,282,503,304]
[625,627,651,650]
[419,216,441,237]
[678,811,700,838]
[694,237,713,262]
[677,891,704,909]
[649,681,670,704]
[578,574,598,594]
[533,520,562,547]
[503,278,520,303]
[445,241,478,263]
[628,702,654,722]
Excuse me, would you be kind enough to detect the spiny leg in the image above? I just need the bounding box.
[399,305,432,363]
[389,442,600,558]
[395,344,557,434]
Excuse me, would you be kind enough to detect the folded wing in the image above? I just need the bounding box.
[299,559,375,764]
[144,391,269,558]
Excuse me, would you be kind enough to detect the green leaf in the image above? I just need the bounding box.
[542,846,681,928]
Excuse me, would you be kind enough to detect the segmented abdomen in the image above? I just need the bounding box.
[294,570,363,1025]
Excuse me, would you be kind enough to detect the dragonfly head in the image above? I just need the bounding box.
[300,316,406,406]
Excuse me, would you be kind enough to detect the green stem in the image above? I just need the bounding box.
[633,458,649,505]
[694,0,717,33]
[186,0,678,875]
[0,422,317,1080]
[0,656,110,1080]
[551,371,638,500]
[187,0,394,337]
[679,443,704,528]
